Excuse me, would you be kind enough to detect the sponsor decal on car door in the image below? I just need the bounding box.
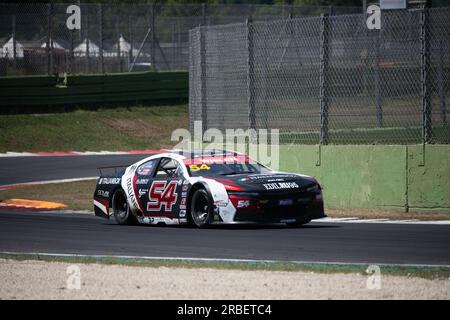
[143,157,183,218]
[133,159,158,214]
[147,180,179,212]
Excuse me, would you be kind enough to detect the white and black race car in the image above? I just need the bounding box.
[93,150,325,227]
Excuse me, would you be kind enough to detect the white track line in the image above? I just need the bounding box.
[1,251,448,268]
[319,217,450,225]
[0,152,38,157]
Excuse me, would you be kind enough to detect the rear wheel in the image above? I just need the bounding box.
[190,189,212,228]
[112,189,135,225]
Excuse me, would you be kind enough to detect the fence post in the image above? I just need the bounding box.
[262,23,269,130]
[178,20,182,69]
[98,4,104,73]
[116,16,122,72]
[150,3,156,70]
[420,5,432,143]
[438,38,447,125]
[128,15,134,68]
[202,3,207,26]
[375,30,383,127]
[247,18,256,132]
[46,3,53,75]
[70,30,74,74]
[199,26,207,135]
[171,22,176,70]
[319,13,330,145]
[12,15,16,72]
[86,12,90,73]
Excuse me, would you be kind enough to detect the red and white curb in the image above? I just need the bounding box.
[0,149,169,157]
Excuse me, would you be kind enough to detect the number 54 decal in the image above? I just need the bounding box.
[147,181,179,212]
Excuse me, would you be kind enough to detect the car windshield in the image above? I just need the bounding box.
[186,161,271,177]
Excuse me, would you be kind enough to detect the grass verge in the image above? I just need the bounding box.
[0,105,187,152]
[326,208,450,221]
[279,125,450,145]
[1,179,450,220]
[1,252,449,280]
[0,179,97,211]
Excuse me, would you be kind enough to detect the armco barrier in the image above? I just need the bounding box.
[279,144,450,212]
[0,72,188,113]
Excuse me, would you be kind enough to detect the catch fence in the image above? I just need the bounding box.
[0,3,360,76]
[189,7,450,144]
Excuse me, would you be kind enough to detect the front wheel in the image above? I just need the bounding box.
[190,189,212,228]
[112,189,135,225]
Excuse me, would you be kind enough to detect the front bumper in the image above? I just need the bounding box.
[228,191,325,224]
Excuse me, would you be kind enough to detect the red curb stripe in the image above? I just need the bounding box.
[119,149,166,154]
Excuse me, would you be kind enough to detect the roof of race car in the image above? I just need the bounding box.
[169,149,243,159]
[127,149,251,171]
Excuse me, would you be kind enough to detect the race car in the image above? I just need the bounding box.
[93,149,325,227]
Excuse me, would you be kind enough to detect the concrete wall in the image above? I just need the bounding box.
[407,145,450,211]
[278,145,450,212]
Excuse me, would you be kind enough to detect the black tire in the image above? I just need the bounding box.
[190,189,212,228]
[112,189,135,225]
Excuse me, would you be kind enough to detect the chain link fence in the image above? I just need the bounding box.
[0,3,360,76]
[189,7,450,145]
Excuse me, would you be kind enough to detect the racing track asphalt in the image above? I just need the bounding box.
[0,155,151,185]
[1,211,450,266]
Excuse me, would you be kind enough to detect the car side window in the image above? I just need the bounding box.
[155,158,183,179]
[137,159,157,176]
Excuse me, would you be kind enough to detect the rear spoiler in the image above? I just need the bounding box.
[97,165,130,177]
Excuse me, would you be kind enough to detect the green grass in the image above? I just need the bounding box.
[278,125,450,145]
[0,105,188,152]
[1,103,448,152]
[1,252,449,280]
[266,94,450,145]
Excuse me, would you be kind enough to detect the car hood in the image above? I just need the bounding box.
[211,172,318,193]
